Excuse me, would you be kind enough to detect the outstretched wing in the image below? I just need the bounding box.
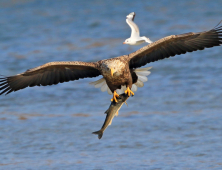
[0,61,100,95]
[126,12,140,38]
[129,21,222,69]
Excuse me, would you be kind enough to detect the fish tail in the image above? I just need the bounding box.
[92,130,103,139]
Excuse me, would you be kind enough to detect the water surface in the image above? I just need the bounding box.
[0,0,222,169]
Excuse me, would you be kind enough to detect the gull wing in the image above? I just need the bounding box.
[126,12,140,38]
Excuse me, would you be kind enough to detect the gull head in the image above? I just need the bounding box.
[123,38,142,45]
[123,38,133,45]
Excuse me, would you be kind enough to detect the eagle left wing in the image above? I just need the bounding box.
[0,61,100,95]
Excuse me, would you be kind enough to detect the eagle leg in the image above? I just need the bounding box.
[125,86,134,97]
[111,91,119,103]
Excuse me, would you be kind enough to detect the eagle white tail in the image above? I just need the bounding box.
[90,67,152,95]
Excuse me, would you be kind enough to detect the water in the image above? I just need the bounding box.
[0,0,222,169]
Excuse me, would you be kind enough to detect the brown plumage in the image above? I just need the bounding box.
[0,21,222,100]
[129,22,222,68]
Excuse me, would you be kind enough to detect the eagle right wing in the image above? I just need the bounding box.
[129,21,222,69]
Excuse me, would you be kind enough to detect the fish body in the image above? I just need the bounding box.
[92,93,129,139]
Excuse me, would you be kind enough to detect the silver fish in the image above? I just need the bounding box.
[92,93,129,139]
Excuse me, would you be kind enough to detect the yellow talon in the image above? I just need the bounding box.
[125,87,134,97]
[111,91,119,103]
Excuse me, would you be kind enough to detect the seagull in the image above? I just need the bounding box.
[0,21,222,103]
[123,12,153,45]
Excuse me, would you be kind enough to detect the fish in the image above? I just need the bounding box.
[92,93,129,139]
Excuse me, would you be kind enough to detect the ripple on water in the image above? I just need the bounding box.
[0,0,222,169]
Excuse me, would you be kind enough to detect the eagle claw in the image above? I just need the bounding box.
[125,87,134,97]
[111,91,119,103]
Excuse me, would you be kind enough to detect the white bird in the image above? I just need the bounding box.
[123,12,152,45]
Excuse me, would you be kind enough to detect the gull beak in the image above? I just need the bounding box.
[123,42,126,44]
[111,68,115,77]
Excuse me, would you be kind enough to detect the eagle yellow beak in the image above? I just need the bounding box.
[111,68,115,77]
[123,42,126,44]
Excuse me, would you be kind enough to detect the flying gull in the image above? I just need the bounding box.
[0,21,222,103]
[123,12,153,45]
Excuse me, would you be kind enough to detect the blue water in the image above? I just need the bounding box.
[0,0,222,169]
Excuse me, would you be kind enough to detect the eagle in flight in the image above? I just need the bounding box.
[0,21,222,103]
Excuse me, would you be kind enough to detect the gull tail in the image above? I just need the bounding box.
[142,36,152,44]
[92,130,103,139]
